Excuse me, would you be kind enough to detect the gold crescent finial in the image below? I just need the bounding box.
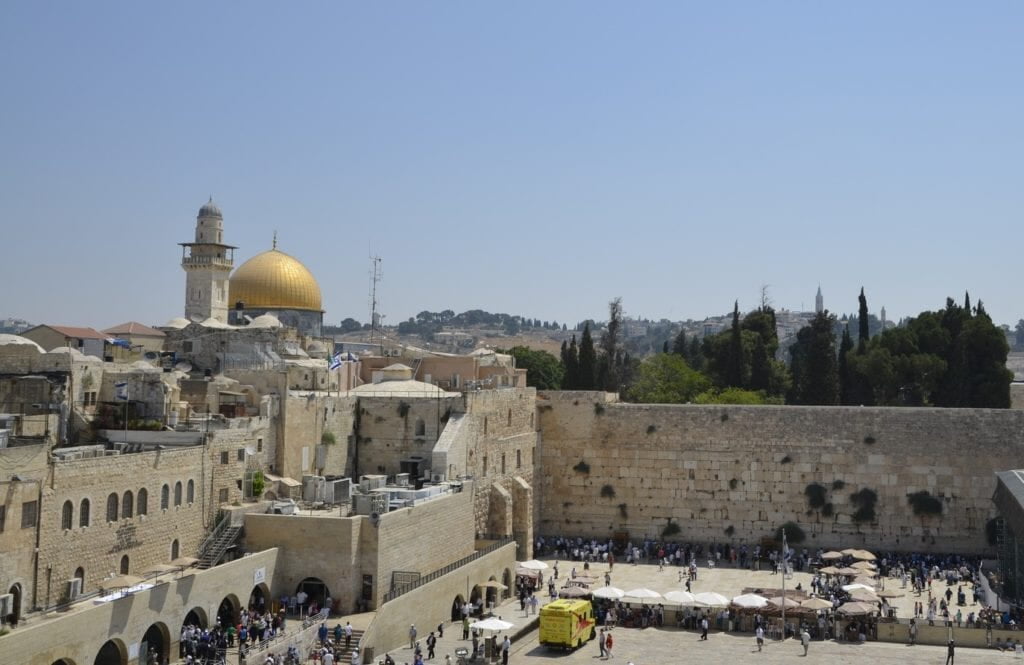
[272,231,277,250]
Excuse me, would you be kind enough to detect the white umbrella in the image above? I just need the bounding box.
[692,592,730,608]
[470,618,514,632]
[624,588,662,601]
[731,593,769,609]
[664,590,696,605]
[518,560,549,571]
[821,551,844,560]
[592,586,625,600]
[842,583,874,593]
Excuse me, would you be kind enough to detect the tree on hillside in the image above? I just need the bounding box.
[857,288,870,350]
[789,311,839,405]
[578,324,597,390]
[503,346,564,390]
[688,337,705,371]
[672,329,688,359]
[339,317,362,333]
[599,298,624,392]
[725,301,745,387]
[561,336,580,389]
[627,353,710,404]
[838,325,854,405]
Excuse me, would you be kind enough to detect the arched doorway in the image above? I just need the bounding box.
[485,576,498,609]
[51,659,77,665]
[502,568,513,600]
[217,594,240,628]
[139,623,169,665]
[469,585,482,614]
[451,594,465,622]
[249,583,270,613]
[7,583,21,625]
[93,639,127,665]
[119,555,130,575]
[183,606,208,629]
[295,578,329,614]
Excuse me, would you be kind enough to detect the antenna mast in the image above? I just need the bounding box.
[368,254,383,349]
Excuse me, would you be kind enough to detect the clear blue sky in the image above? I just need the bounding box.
[2,2,1022,330]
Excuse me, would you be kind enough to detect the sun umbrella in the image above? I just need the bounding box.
[692,592,730,608]
[818,566,842,575]
[801,597,833,610]
[841,548,859,556]
[592,586,625,600]
[558,585,591,598]
[821,551,844,560]
[732,593,769,609]
[664,590,696,605]
[876,589,905,599]
[851,561,876,570]
[841,583,875,593]
[518,560,549,571]
[852,550,876,561]
[624,588,663,604]
[767,596,801,609]
[837,601,877,616]
[852,576,877,588]
[849,589,879,603]
[470,618,515,631]
[837,567,861,576]
[480,581,508,590]
[99,575,145,592]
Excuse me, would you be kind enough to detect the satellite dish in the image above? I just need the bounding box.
[174,360,193,373]
[144,351,159,360]
[369,512,380,527]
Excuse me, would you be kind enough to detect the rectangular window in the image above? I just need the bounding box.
[182,341,193,353]
[237,449,245,462]
[257,438,263,452]
[0,505,6,532]
[362,574,373,601]
[218,488,229,503]
[483,455,488,477]
[220,451,229,464]
[516,450,522,469]
[21,500,38,529]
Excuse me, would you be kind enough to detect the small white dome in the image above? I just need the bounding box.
[199,317,231,329]
[163,317,192,329]
[0,334,45,353]
[305,341,328,358]
[249,314,282,329]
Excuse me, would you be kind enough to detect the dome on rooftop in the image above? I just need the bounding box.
[229,249,322,312]
[198,197,222,219]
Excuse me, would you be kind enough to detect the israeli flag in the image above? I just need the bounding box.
[114,381,129,401]
[328,353,343,371]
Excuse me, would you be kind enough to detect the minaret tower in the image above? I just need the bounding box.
[815,285,824,314]
[179,198,236,323]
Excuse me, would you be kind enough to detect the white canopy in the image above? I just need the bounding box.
[518,560,549,571]
[663,590,696,605]
[624,588,662,600]
[470,618,514,631]
[592,586,625,600]
[731,593,769,609]
[692,592,730,608]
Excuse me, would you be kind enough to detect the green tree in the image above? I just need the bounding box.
[339,317,362,333]
[672,329,689,359]
[578,324,597,390]
[789,311,839,405]
[857,287,870,350]
[688,337,704,371]
[838,325,854,405]
[627,353,710,404]
[725,301,745,387]
[694,387,777,405]
[599,298,624,392]
[561,336,580,389]
[503,346,564,390]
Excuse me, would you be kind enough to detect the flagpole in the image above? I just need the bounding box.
[781,529,786,640]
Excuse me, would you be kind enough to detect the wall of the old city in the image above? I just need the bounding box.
[280,393,357,479]
[536,392,1024,553]
[354,395,460,479]
[0,444,49,611]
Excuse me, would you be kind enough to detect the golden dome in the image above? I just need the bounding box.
[229,249,322,312]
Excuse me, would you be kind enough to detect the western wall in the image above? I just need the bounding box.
[535,391,1024,553]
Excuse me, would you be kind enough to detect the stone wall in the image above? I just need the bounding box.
[0,444,49,612]
[280,394,356,479]
[536,392,1024,553]
[354,395,461,479]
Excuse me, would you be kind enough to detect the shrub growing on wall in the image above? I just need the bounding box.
[573,460,591,474]
[850,488,878,523]
[804,483,827,509]
[775,521,806,544]
[663,521,681,538]
[908,490,943,517]
[600,484,616,498]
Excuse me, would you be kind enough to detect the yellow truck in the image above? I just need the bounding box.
[539,599,596,649]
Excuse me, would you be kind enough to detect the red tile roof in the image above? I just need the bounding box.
[46,325,107,340]
[102,321,166,337]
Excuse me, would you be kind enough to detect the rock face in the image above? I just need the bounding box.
[536,392,1024,554]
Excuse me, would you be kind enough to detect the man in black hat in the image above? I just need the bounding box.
[946,638,955,665]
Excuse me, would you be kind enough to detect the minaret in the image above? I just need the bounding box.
[880,306,887,331]
[815,286,823,314]
[180,198,236,323]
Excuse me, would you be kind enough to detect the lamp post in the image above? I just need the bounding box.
[781,529,787,639]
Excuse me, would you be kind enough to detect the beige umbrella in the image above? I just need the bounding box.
[142,563,177,576]
[801,597,833,610]
[170,556,198,568]
[592,586,625,600]
[480,581,508,590]
[837,567,861,576]
[852,550,876,561]
[852,576,877,587]
[876,589,905,599]
[849,589,879,603]
[99,575,144,592]
[819,566,842,575]
[851,561,876,570]
[557,585,590,598]
[821,551,844,560]
[767,596,801,609]
[841,548,859,556]
[837,601,877,616]
[732,594,769,609]
[518,560,549,571]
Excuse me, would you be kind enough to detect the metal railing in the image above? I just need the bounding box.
[239,609,329,664]
[197,513,231,562]
[383,538,514,602]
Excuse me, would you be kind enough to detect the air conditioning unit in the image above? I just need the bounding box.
[301,475,326,502]
[65,578,82,602]
[431,473,444,483]
[0,594,12,618]
[359,474,386,492]
[324,478,351,504]
[394,473,410,487]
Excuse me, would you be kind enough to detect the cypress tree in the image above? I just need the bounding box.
[725,301,744,387]
[672,330,688,358]
[688,337,704,371]
[964,291,972,317]
[857,287,870,351]
[790,311,839,405]
[578,324,597,390]
[662,340,669,354]
[563,335,580,389]
[838,325,854,405]
[599,298,624,391]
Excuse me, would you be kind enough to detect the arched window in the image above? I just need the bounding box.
[171,539,180,560]
[79,498,90,527]
[187,480,195,504]
[161,484,169,510]
[106,493,119,522]
[415,419,425,437]
[61,500,73,530]
[174,481,183,506]
[119,555,129,574]
[122,491,134,519]
[74,566,84,586]
[137,488,148,516]
[508,408,512,426]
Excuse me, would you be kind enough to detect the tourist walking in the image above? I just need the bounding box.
[700,616,708,640]
[598,629,606,658]
[409,624,418,650]
[605,631,613,658]
[502,636,511,665]
[800,628,810,657]
[946,639,955,665]
[908,618,917,645]
[755,625,764,652]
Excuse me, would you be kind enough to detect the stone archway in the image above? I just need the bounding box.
[469,585,482,614]
[217,594,241,627]
[51,659,78,665]
[485,576,498,609]
[93,638,127,665]
[183,606,208,629]
[451,594,465,622]
[296,577,330,614]
[249,582,271,613]
[140,622,170,665]
[7,583,22,624]
[502,568,513,600]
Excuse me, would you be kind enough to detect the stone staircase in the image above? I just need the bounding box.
[198,525,242,569]
[336,628,365,664]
